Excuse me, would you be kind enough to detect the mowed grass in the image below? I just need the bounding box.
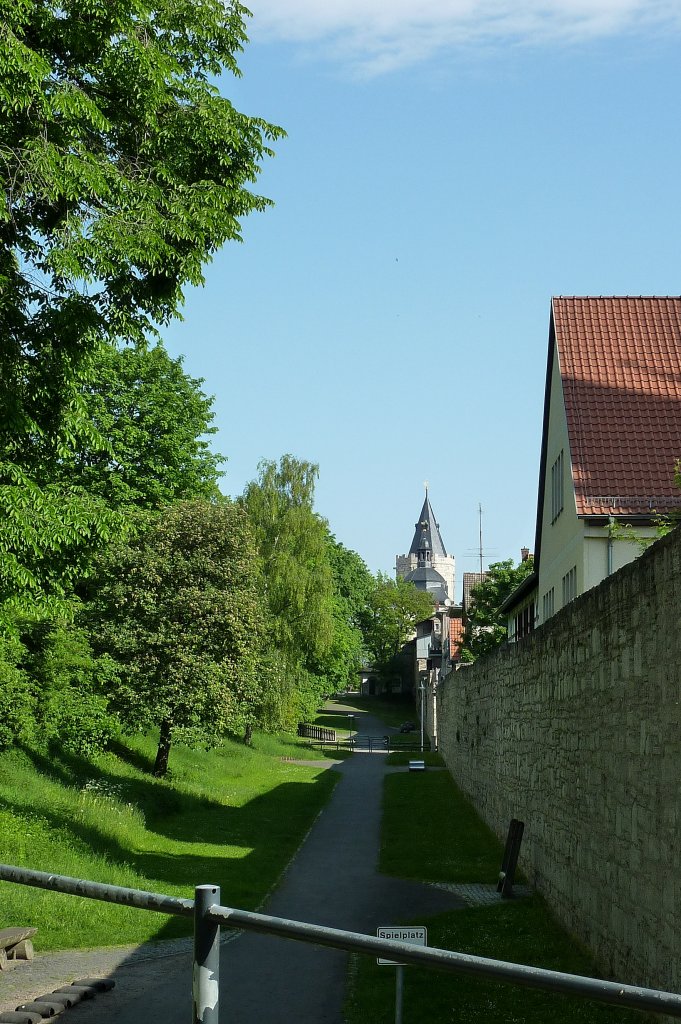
[330,694,417,730]
[380,770,502,882]
[0,730,339,951]
[345,771,647,1024]
[383,751,445,768]
[313,712,355,735]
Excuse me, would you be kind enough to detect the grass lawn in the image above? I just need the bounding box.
[380,771,503,883]
[345,771,647,1024]
[329,694,417,730]
[313,711,356,735]
[383,751,445,768]
[0,730,339,951]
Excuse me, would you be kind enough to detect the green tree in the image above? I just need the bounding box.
[1,0,283,448]
[364,574,435,677]
[241,456,335,724]
[90,499,263,775]
[310,536,376,694]
[461,557,535,661]
[0,467,121,621]
[0,632,34,750]
[49,344,225,509]
[0,0,282,618]
[17,618,118,755]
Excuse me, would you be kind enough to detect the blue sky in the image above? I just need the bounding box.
[164,0,681,597]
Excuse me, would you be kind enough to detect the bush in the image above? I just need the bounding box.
[43,689,116,757]
[16,617,117,756]
[0,635,34,749]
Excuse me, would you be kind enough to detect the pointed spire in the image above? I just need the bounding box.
[408,492,448,558]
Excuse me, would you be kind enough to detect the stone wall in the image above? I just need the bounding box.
[437,528,681,993]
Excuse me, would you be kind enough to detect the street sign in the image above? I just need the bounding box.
[377,926,427,965]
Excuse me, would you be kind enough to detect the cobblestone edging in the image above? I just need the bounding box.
[0,938,186,1012]
[428,882,533,907]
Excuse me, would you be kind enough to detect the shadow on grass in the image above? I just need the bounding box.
[106,737,156,776]
[328,695,416,730]
[3,742,339,944]
[18,742,187,822]
[313,713,353,731]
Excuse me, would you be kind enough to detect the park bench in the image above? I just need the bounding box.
[0,927,37,970]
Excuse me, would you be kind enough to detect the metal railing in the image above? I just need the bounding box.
[1,863,680,1023]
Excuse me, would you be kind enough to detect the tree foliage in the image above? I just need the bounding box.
[461,557,535,661]
[1,0,283,449]
[0,617,117,754]
[241,456,335,724]
[49,344,225,509]
[0,465,121,621]
[0,342,224,620]
[89,499,263,775]
[364,574,435,677]
[311,535,375,694]
[0,1,281,623]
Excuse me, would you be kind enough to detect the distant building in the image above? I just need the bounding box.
[461,572,486,618]
[396,490,455,600]
[391,491,465,739]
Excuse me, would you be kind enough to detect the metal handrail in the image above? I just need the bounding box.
[2,863,680,1023]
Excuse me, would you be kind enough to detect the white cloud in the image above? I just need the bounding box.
[248,0,681,73]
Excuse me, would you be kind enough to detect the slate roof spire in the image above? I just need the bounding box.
[409,489,448,558]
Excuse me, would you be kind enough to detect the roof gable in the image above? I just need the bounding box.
[552,296,681,517]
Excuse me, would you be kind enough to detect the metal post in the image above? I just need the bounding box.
[419,682,425,753]
[193,885,220,1024]
[395,965,404,1024]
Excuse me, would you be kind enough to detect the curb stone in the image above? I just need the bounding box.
[0,980,114,1022]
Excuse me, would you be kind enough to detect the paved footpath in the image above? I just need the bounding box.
[2,703,464,1022]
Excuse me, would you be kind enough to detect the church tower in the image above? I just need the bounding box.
[396,490,455,600]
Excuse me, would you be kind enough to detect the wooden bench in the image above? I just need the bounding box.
[0,927,37,971]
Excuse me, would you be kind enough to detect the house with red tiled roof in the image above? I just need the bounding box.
[448,612,465,664]
[506,296,681,636]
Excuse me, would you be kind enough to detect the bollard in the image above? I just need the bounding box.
[193,885,220,1024]
[395,965,404,1024]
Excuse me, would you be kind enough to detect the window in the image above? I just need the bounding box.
[562,566,577,605]
[542,588,555,620]
[514,601,535,641]
[551,450,564,523]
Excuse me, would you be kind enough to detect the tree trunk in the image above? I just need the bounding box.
[153,719,172,776]
[243,722,253,746]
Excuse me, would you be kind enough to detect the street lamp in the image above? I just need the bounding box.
[419,681,426,754]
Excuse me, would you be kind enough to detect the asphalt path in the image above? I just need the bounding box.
[6,703,464,1023]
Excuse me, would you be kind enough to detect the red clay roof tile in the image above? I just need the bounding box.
[449,616,465,660]
[552,297,681,516]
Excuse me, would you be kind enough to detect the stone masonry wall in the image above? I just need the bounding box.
[437,528,681,993]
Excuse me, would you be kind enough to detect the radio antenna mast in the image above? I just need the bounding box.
[478,503,483,575]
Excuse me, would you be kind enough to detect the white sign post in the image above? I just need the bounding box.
[377,927,427,1024]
